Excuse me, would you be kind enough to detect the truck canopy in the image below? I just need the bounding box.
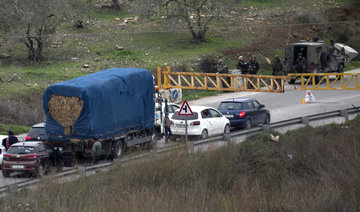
[43,68,154,140]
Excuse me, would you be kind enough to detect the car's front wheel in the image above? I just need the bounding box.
[224,124,230,134]
[264,114,270,124]
[201,129,208,139]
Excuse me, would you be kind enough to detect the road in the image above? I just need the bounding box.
[189,69,360,123]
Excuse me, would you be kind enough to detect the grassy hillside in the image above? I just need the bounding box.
[0,0,359,126]
[2,115,360,211]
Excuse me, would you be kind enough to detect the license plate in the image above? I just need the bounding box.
[224,114,233,118]
[12,165,24,169]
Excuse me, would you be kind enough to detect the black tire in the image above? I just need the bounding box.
[112,140,123,159]
[245,119,252,129]
[2,170,10,178]
[320,52,331,67]
[201,129,208,139]
[264,114,270,124]
[289,79,296,84]
[36,164,47,178]
[224,124,230,134]
[337,64,344,73]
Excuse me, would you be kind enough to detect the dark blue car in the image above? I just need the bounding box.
[218,98,270,129]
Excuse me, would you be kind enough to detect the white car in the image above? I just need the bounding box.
[170,106,230,139]
[0,135,7,168]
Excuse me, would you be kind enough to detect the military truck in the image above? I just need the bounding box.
[285,38,358,83]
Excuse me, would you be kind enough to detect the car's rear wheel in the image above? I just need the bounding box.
[245,119,252,129]
[201,129,208,139]
[224,124,230,134]
[36,164,47,178]
[2,170,10,178]
[264,114,270,124]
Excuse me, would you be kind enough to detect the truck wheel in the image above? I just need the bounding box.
[2,170,10,178]
[337,64,344,73]
[112,141,123,159]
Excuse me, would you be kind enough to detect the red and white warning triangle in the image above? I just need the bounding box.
[305,90,316,103]
[178,100,193,116]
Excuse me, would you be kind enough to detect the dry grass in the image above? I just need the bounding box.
[47,94,83,135]
[1,116,360,211]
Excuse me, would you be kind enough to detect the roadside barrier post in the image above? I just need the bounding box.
[341,109,349,122]
[301,116,309,126]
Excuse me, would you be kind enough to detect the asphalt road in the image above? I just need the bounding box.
[189,69,360,123]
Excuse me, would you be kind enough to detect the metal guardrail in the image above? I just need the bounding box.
[1,105,359,196]
[193,105,360,147]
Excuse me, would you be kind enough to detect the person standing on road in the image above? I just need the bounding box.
[91,137,102,164]
[164,112,172,142]
[248,55,259,75]
[272,55,285,88]
[236,56,248,74]
[2,131,18,151]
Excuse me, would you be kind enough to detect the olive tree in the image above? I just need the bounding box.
[163,0,220,42]
[0,0,81,61]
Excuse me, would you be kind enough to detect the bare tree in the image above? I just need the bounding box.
[0,0,78,61]
[164,0,219,42]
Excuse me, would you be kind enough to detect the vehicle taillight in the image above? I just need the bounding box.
[26,154,38,159]
[239,111,246,118]
[25,136,31,141]
[0,149,2,154]
[190,121,200,126]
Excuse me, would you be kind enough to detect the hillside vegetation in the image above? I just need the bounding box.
[0,0,359,126]
[2,115,360,211]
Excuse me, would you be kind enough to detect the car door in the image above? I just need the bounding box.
[208,109,224,134]
[252,100,267,124]
[246,101,256,123]
[201,109,215,136]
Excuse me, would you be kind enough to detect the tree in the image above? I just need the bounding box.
[163,0,219,42]
[0,0,77,61]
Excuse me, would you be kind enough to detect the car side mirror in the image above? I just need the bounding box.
[259,104,265,109]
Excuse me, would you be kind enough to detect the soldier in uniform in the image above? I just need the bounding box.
[272,55,285,89]
[248,55,259,75]
[215,59,230,88]
[294,53,307,73]
[236,56,248,74]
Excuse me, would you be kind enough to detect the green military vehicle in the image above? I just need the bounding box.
[285,38,358,83]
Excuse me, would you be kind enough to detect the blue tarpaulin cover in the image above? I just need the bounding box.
[43,68,154,140]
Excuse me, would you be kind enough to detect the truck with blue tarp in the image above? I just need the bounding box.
[43,68,155,162]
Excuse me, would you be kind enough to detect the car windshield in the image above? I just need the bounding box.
[218,102,243,110]
[28,127,46,137]
[8,146,38,154]
[171,112,199,120]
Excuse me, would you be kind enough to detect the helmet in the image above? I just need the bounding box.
[275,55,280,60]
[238,56,244,60]
[252,55,256,58]
[218,59,223,64]
[298,53,303,56]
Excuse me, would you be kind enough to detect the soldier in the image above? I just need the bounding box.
[294,53,307,73]
[236,56,248,74]
[215,59,230,88]
[272,55,285,88]
[248,55,259,75]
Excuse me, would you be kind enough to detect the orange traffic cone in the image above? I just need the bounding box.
[294,86,297,91]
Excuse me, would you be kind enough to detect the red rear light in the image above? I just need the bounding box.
[25,154,38,158]
[0,149,2,154]
[190,121,200,126]
[239,111,246,118]
[25,136,32,141]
